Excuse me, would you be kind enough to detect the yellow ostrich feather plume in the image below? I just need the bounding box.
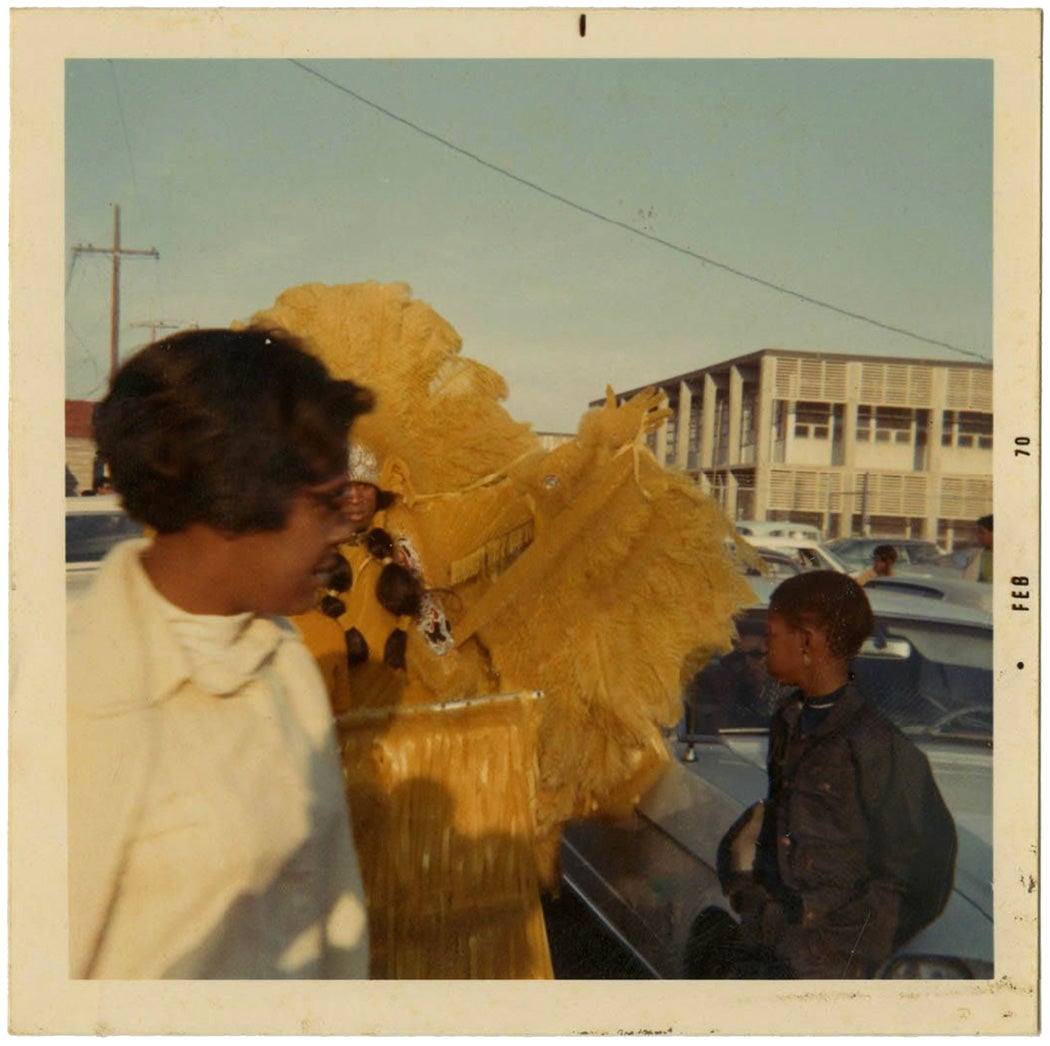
[245,280,755,887]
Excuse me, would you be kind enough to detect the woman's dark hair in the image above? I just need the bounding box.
[327,553,353,595]
[320,594,347,619]
[375,562,424,618]
[92,327,373,533]
[768,570,874,659]
[365,527,395,560]
[345,627,369,666]
[383,628,408,669]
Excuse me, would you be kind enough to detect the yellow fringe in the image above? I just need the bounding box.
[448,520,535,586]
[337,693,552,979]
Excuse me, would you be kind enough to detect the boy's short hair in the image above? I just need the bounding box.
[976,514,993,531]
[873,544,898,564]
[93,327,373,534]
[769,570,874,659]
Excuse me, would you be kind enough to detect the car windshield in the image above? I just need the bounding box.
[904,543,943,564]
[66,511,144,564]
[683,609,991,742]
[825,538,868,566]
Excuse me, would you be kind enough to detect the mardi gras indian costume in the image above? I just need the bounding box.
[244,281,755,978]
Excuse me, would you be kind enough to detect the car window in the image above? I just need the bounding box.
[66,512,144,564]
[684,611,991,741]
[904,543,942,565]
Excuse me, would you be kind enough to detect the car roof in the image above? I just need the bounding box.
[827,536,939,548]
[744,575,992,628]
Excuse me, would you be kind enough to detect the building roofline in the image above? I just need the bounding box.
[604,347,992,402]
[65,399,97,439]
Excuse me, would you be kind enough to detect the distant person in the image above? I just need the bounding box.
[94,476,116,495]
[854,544,897,586]
[713,571,957,979]
[68,327,373,979]
[684,622,772,732]
[66,464,79,497]
[334,441,453,708]
[964,515,993,584]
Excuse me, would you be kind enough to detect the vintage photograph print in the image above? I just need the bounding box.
[10,7,1040,1036]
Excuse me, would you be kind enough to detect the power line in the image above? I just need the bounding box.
[289,59,989,365]
[65,250,79,294]
[108,61,140,194]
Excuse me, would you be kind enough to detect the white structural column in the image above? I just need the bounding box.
[925,369,948,541]
[838,361,861,537]
[728,365,743,464]
[676,380,693,473]
[654,396,668,464]
[725,366,744,518]
[701,372,717,470]
[753,355,774,520]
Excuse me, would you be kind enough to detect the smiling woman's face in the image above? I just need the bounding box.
[225,474,353,615]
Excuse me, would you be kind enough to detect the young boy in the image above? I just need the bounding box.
[732,571,956,978]
[68,328,374,978]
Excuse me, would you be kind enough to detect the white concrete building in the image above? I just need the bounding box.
[608,350,992,548]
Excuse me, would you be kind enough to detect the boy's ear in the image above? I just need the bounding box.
[798,624,821,652]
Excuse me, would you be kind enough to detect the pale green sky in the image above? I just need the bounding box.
[66,58,992,431]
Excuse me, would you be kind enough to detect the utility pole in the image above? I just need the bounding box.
[131,319,196,343]
[71,204,159,383]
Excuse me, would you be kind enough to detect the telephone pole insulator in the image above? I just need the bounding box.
[131,320,197,343]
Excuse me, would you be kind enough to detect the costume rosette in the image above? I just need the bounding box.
[246,281,755,978]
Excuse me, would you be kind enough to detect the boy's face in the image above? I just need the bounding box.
[764,610,807,688]
[225,473,353,615]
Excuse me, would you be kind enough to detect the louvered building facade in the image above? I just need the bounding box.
[610,350,992,548]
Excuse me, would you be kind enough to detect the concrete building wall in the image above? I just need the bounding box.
[66,438,96,494]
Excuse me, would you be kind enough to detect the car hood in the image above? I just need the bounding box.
[647,735,992,963]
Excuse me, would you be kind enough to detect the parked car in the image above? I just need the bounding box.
[735,520,823,542]
[750,548,803,579]
[825,537,945,573]
[863,574,992,614]
[747,537,848,573]
[66,494,144,598]
[561,580,992,980]
[932,546,978,571]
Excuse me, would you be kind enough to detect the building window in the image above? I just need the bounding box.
[665,414,678,463]
[772,401,786,442]
[857,405,913,445]
[740,391,756,451]
[793,401,832,440]
[942,410,992,449]
[713,392,730,463]
[688,410,701,468]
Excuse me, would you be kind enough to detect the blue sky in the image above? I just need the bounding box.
[65,58,992,432]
